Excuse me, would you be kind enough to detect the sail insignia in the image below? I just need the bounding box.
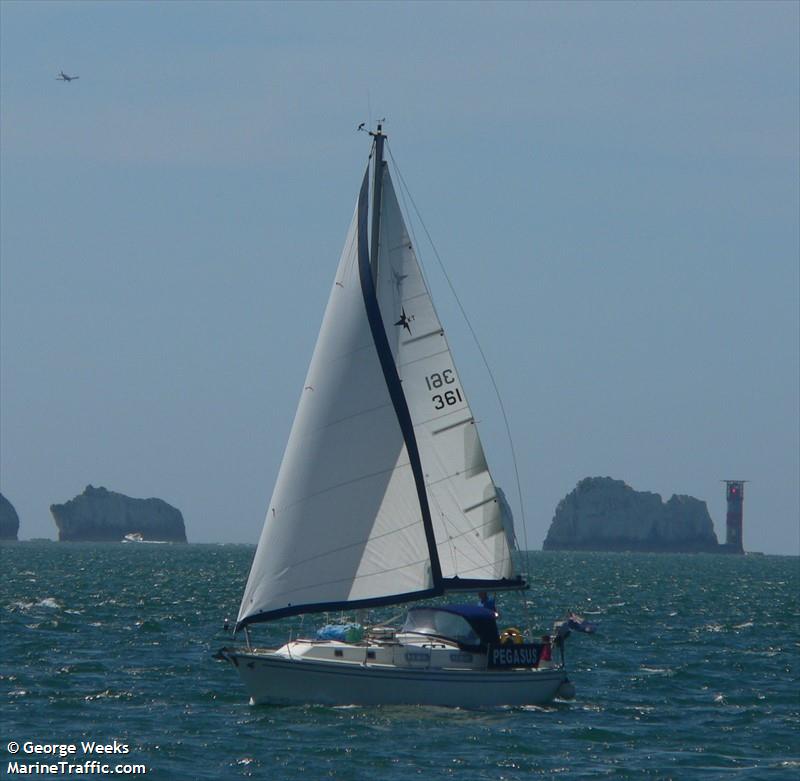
[394,308,413,333]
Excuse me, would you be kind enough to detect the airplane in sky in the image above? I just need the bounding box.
[56,71,79,82]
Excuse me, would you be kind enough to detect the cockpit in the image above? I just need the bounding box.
[400,605,500,652]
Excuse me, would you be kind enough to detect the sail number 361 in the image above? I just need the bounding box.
[425,370,463,410]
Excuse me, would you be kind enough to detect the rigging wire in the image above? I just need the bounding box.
[386,141,534,634]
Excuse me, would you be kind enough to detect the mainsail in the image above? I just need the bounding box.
[237,145,520,631]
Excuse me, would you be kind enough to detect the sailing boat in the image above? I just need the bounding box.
[221,125,573,706]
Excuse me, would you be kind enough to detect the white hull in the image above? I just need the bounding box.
[122,533,168,544]
[226,648,569,707]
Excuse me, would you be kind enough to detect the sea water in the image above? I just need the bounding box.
[1,543,798,780]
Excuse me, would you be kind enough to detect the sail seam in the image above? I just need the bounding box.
[401,291,430,304]
[293,399,395,439]
[427,489,494,559]
[256,516,427,576]
[411,404,471,429]
[425,469,489,490]
[427,491,504,572]
[313,340,380,366]
[255,554,437,604]
[446,556,516,576]
[397,347,450,368]
[274,462,412,515]
[434,516,500,572]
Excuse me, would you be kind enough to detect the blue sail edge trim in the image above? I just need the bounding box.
[235,586,443,631]
[233,579,528,630]
[441,576,528,593]
[234,578,527,630]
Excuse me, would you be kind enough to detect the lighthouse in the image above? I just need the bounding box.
[723,480,746,554]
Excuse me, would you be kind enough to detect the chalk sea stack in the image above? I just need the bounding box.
[543,477,720,553]
[0,493,20,540]
[50,485,187,542]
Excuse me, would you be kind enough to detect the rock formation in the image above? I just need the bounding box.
[0,493,20,540]
[543,477,720,553]
[50,485,187,542]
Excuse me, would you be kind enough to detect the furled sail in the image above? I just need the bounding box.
[373,167,517,588]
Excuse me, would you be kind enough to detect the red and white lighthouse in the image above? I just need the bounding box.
[723,480,746,554]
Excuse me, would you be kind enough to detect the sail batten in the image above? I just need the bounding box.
[401,329,444,345]
[432,418,474,436]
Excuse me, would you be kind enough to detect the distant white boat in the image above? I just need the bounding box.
[122,532,167,544]
[221,124,575,707]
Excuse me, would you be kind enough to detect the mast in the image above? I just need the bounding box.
[369,123,386,282]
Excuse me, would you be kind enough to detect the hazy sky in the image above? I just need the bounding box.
[1,1,797,554]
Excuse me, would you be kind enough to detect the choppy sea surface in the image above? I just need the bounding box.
[1,543,798,779]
